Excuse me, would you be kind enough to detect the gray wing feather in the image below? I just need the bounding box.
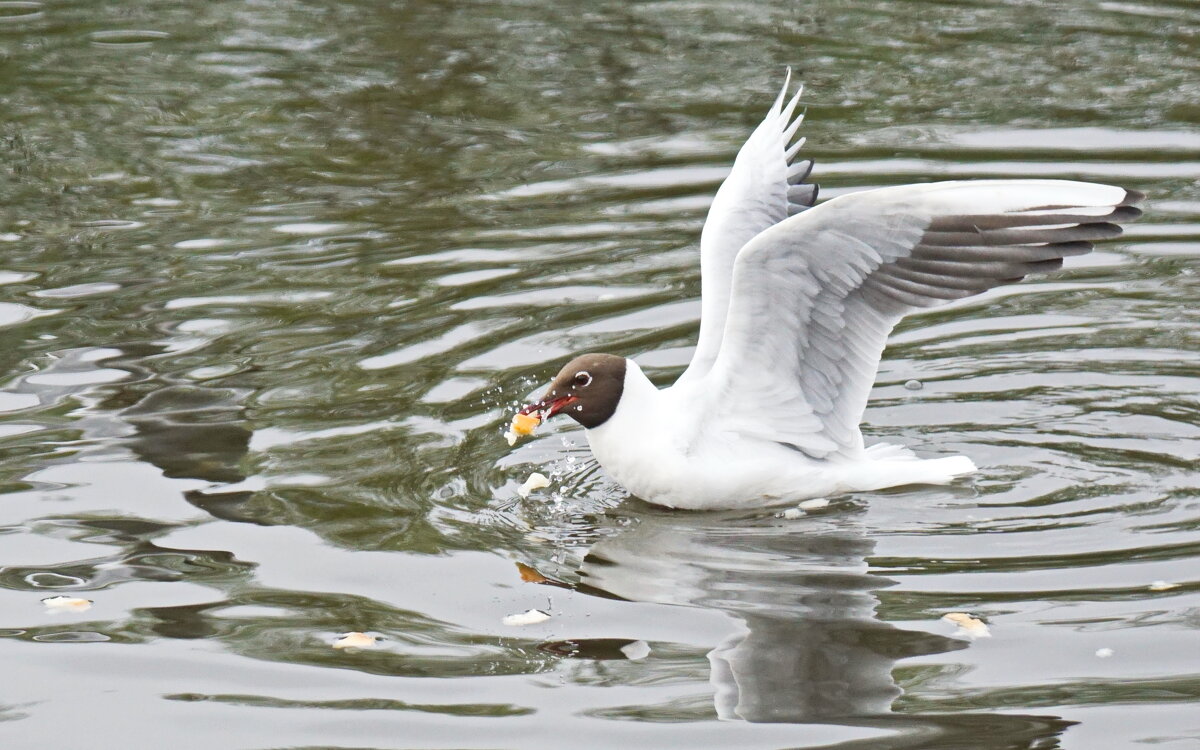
[699,180,1143,458]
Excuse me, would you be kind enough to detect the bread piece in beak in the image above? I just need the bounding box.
[504,410,542,445]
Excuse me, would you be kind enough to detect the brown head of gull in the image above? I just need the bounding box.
[519,353,627,430]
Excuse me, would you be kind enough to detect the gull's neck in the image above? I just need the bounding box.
[581,359,708,505]
[584,359,664,449]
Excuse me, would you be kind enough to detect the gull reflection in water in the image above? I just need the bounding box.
[558,503,1073,748]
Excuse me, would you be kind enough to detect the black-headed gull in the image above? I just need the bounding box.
[516,74,1143,510]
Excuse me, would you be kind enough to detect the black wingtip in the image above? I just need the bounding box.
[1112,205,1143,222]
[1028,257,1065,274]
[1088,221,1125,239]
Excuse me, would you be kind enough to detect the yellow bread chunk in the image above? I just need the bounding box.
[941,612,991,639]
[42,596,93,612]
[510,412,541,436]
[332,632,379,649]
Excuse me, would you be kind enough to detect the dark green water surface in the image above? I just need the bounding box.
[1,0,1198,747]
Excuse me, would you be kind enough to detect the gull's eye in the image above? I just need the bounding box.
[574,371,592,387]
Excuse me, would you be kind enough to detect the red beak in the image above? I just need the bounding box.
[519,394,579,419]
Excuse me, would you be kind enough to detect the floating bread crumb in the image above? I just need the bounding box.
[518,472,551,498]
[1149,580,1180,591]
[42,596,92,612]
[502,609,551,626]
[798,498,830,511]
[942,612,991,639]
[1095,647,1114,658]
[781,508,803,520]
[620,640,651,660]
[332,632,379,649]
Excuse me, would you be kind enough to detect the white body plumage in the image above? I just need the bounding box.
[585,361,975,510]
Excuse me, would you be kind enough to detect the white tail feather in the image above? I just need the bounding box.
[839,453,977,492]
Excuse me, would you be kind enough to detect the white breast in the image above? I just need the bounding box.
[583,362,692,504]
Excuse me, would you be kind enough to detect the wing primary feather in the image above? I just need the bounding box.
[915,241,1093,263]
[781,85,804,124]
[927,206,1141,231]
[787,159,814,184]
[782,108,805,143]
[787,183,819,208]
[861,276,939,307]
[784,137,806,162]
[884,264,999,291]
[770,68,792,114]
[858,283,911,313]
[872,272,979,301]
[921,222,1122,247]
[1027,258,1065,273]
[788,184,818,204]
[896,256,1046,279]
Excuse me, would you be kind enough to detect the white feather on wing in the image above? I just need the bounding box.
[677,71,816,386]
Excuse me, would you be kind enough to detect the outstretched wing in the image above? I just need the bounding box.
[697,180,1143,458]
[677,71,817,386]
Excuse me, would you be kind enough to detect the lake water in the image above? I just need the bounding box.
[1,0,1198,748]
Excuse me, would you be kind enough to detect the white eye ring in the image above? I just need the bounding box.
[574,371,592,387]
